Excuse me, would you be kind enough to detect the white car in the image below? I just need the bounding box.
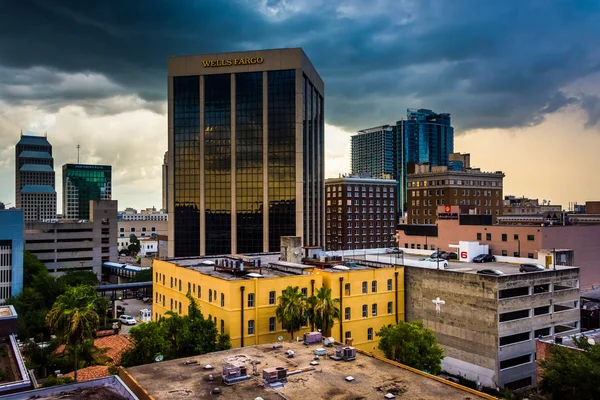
[423,258,448,269]
[119,315,137,325]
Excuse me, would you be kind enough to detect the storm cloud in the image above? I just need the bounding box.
[0,0,599,131]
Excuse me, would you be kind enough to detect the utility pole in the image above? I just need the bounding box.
[77,144,81,164]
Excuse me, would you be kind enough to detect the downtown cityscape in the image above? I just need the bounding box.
[0,2,599,400]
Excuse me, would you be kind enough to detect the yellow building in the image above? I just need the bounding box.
[152,255,404,353]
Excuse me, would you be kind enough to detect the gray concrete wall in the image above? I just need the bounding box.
[404,266,499,384]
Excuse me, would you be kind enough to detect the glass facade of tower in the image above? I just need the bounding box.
[204,74,232,255]
[267,70,297,252]
[173,76,201,257]
[236,72,264,254]
[302,74,324,248]
[169,49,324,257]
[63,164,111,220]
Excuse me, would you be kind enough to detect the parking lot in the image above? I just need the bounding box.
[114,298,152,334]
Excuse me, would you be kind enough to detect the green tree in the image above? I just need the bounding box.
[23,250,47,285]
[540,337,600,400]
[57,270,99,287]
[121,294,230,367]
[128,234,141,255]
[276,286,306,340]
[313,287,340,336]
[46,286,102,382]
[377,321,444,375]
[131,267,152,283]
[305,295,318,332]
[121,322,170,367]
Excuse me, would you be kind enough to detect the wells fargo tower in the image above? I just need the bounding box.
[167,49,324,257]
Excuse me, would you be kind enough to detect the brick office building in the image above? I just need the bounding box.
[325,176,397,251]
[406,163,504,224]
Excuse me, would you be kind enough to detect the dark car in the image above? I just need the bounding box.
[473,254,495,263]
[477,269,504,276]
[430,251,448,259]
[445,252,458,260]
[519,263,545,273]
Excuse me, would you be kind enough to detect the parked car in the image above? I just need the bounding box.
[445,252,458,260]
[430,251,448,259]
[519,263,545,273]
[423,258,448,269]
[477,269,505,276]
[472,254,496,263]
[119,315,137,325]
[386,248,403,254]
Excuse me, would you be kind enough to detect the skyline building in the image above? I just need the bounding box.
[397,108,454,211]
[0,209,24,303]
[351,109,454,214]
[167,48,325,257]
[62,163,112,220]
[15,134,57,221]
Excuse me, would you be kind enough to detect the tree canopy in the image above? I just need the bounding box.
[313,287,340,336]
[276,286,307,340]
[377,321,444,375]
[46,285,103,381]
[128,234,141,255]
[57,270,99,287]
[121,293,230,367]
[540,337,600,400]
[131,267,152,283]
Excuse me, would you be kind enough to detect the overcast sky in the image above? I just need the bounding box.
[1,0,600,210]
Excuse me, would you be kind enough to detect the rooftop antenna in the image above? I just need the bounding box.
[77,143,81,164]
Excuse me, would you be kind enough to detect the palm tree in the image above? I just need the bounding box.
[314,287,340,337]
[275,286,306,340]
[305,295,318,332]
[46,286,101,382]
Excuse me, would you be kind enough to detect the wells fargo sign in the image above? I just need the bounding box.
[202,57,264,67]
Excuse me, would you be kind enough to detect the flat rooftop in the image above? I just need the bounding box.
[350,252,579,277]
[168,254,304,281]
[546,328,600,349]
[127,341,489,400]
[0,305,16,319]
[0,376,137,400]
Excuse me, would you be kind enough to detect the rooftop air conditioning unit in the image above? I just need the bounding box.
[303,331,322,345]
[262,366,288,384]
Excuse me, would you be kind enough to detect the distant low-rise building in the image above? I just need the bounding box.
[396,205,600,289]
[25,200,118,276]
[117,207,168,239]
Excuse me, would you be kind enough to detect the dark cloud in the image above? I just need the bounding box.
[1,0,600,132]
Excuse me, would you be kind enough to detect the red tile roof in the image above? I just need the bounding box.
[64,366,110,382]
[55,334,133,365]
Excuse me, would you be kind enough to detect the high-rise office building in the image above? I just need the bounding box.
[15,134,57,221]
[351,125,395,179]
[397,108,454,210]
[0,210,24,303]
[168,48,324,257]
[63,164,112,220]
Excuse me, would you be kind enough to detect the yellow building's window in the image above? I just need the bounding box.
[344,283,350,296]
[387,279,393,291]
[371,281,377,293]
[344,307,351,320]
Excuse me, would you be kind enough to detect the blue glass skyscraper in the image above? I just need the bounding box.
[397,109,454,211]
[351,109,454,215]
[0,209,24,303]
